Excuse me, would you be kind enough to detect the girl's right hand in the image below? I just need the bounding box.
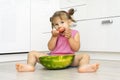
[51,29,59,37]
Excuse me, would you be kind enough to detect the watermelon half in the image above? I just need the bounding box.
[39,55,74,70]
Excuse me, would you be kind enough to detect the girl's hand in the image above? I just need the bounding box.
[51,29,59,37]
[63,28,72,39]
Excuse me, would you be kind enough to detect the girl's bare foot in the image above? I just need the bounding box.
[16,63,35,72]
[78,63,99,73]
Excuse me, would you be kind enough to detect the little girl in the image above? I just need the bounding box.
[16,8,99,73]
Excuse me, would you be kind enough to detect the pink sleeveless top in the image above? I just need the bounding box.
[50,29,78,55]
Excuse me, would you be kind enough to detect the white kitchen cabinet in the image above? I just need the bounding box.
[0,0,30,53]
[86,0,120,19]
[74,0,120,20]
[60,0,86,9]
[60,0,120,20]
[60,0,120,52]
[31,0,59,51]
[59,0,87,20]
[77,17,120,52]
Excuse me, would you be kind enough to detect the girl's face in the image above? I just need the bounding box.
[52,17,71,30]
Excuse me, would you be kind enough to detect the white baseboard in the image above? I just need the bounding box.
[0,52,120,62]
[0,53,27,62]
[79,51,120,60]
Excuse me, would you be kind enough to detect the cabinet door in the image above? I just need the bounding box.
[77,17,120,52]
[59,0,87,20]
[87,0,120,19]
[0,0,30,53]
[74,0,120,20]
[31,0,59,51]
[60,0,86,9]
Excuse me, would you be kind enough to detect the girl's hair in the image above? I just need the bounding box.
[50,8,76,29]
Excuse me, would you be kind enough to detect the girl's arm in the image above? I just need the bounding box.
[68,32,80,51]
[48,36,57,51]
[48,30,59,51]
[64,28,80,51]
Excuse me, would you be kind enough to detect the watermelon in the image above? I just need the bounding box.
[57,27,65,33]
[39,55,74,70]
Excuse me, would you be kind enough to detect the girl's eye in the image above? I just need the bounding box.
[54,24,58,26]
[61,21,64,24]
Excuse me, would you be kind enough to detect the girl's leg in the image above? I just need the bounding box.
[16,51,48,72]
[71,53,99,73]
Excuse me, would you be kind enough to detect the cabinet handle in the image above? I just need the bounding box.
[101,20,113,24]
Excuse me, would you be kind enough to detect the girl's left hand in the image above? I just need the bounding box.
[63,28,72,39]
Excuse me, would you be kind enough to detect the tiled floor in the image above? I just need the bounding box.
[0,59,120,80]
[0,52,120,80]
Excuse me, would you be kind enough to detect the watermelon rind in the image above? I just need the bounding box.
[39,55,74,70]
